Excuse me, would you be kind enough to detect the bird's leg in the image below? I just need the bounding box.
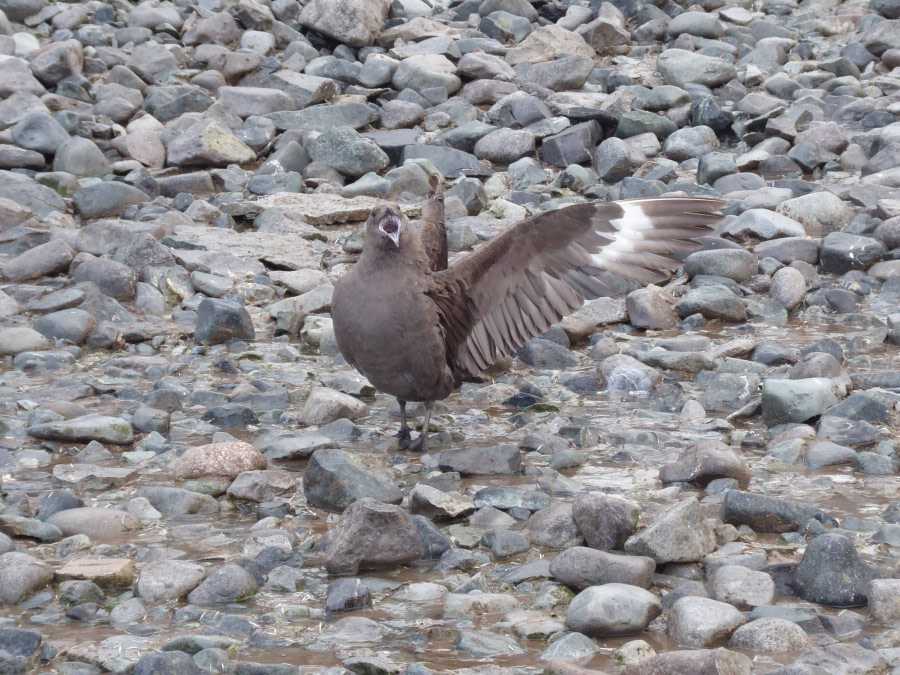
[396,398,413,449]
[408,401,434,453]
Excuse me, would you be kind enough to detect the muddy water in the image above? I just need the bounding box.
[1,309,897,673]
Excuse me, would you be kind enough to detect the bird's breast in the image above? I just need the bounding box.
[332,272,454,402]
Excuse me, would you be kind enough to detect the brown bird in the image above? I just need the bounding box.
[332,194,726,451]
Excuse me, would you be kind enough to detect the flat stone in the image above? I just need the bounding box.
[56,558,134,589]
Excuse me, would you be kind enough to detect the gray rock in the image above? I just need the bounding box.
[2,238,74,282]
[53,137,110,178]
[626,287,678,330]
[667,596,748,648]
[728,617,810,653]
[861,18,900,55]
[325,498,423,575]
[410,485,475,521]
[303,448,402,513]
[0,327,49,355]
[186,564,258,606]
[0,0,42,22]
[135,652,201,675]
[473,128,535,165]
[393,54,460,95]
[519,338,578,368]
[571,493,639,550]
[820,232,886,274]
[45,508,138,540]
[697,152,737,186]
[663,126,719,161]
[566,584,662,637]
[72,257,136,301]
[306,126,390,177]
[684,249,757,283]
[28,414,132,444]
[301,387,367,426]
[527,502,583,549]
[538,631,600,663]
[30,39,82,85]
[668,12,725,38]
[792,533,883,607]
[32,307,96,345]
[726,209,807,242]
[782,643,889,675]
[659,440,751,487]
[299,0,389,47]
[517,54,594,91]
[194,298,255,346]
[769,267,806,310]
[599,353,662,393]
[73,182,148,219]
[624,497,716,563]
[710,565,776,610]
[0,552,52,604]
[675,285,747,323]
[539,121,602,167]
[699,373,759,414]
[326,577,371,614]
[622,649,752,675]
[136,561,206,602]
[775,191,854,237]
[615,110,677,140]
[868,579,900,623]
[761,377,840,426]
[10,111,69,154]
[805,440,856,469]
[455,630,525,658]
[167,119,255,167]
[132,487,218,515]
[657,49,737,88]
[551,547,655,590]
[721,490,837,533]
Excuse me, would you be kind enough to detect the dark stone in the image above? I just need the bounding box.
[200,403,259,428]
[194,298,255,346]
[823,392,890,424]
[538,121,602,167]
[791,533,884,607]
[721,490,837,533]
[325,578,371,614]
[303,448,402,513]
[0,629,41,658]
[518,338,578,368]
[411,514,452,560]
[571,493,639,550]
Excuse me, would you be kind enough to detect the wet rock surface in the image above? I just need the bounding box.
[0,0,897,671]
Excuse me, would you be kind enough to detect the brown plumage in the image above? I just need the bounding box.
[332,194,726,451]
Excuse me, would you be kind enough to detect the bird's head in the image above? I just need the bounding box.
[368,204,404,249]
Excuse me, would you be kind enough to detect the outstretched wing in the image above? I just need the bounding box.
[426,197,726,376]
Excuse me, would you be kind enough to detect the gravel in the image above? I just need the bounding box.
[0,0,896,670]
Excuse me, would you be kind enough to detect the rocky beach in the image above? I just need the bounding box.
[0,0,898,672]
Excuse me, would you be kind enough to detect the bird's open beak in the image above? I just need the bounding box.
[379,212,401,247]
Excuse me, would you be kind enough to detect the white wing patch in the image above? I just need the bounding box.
[589,201,690,283]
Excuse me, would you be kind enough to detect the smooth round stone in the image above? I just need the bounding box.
[565,583,662,637]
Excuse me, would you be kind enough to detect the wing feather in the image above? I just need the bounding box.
[427,197,726,377]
